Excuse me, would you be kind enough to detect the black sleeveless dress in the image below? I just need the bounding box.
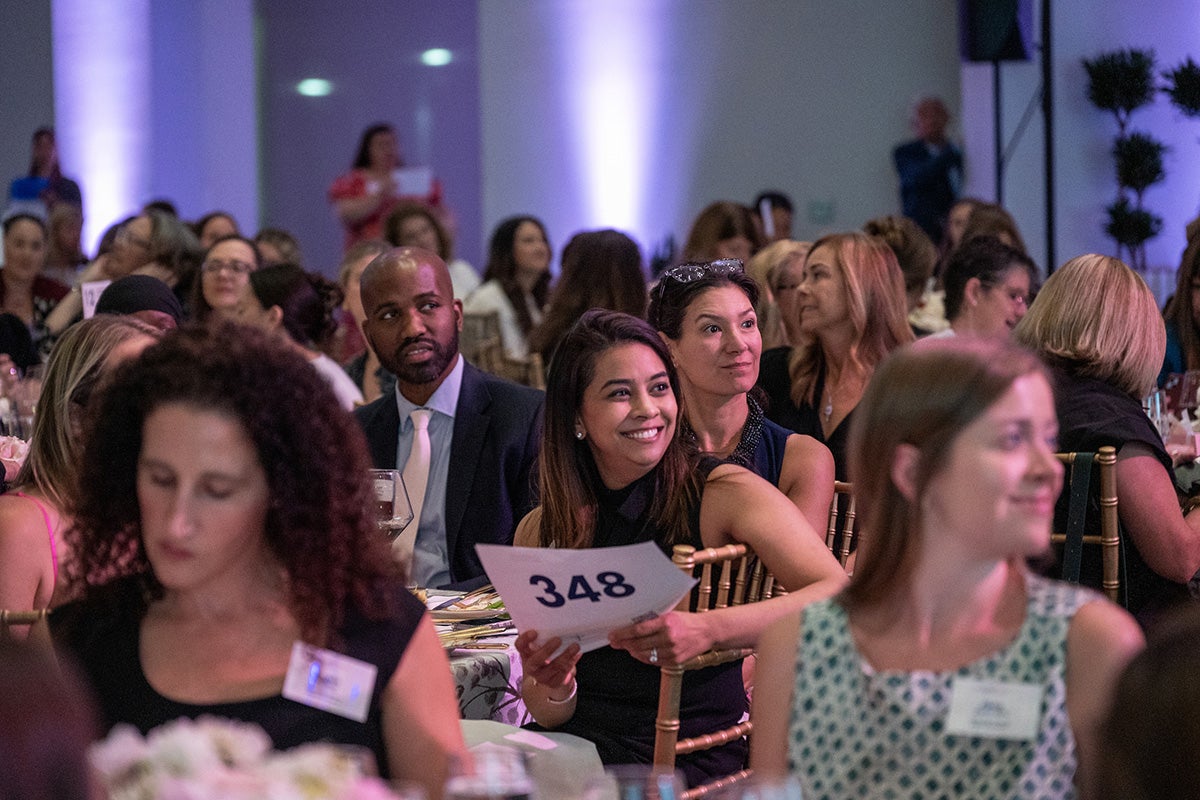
[533,459,748,788]
[51,576,424,778]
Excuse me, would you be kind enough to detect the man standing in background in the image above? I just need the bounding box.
[893,97,962,247]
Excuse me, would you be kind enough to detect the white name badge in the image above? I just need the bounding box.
[282,642,377,723]
[945,677,1043,740]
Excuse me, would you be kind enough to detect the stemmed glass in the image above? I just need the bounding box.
[583,765,686,800]
[369,469,415,538]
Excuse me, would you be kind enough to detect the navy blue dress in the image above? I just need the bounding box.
[532,461,747,788]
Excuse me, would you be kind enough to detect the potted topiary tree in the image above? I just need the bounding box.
[1084,49,1166,271]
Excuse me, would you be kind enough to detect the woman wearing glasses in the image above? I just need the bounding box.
[46,210,200,336]
[515,310,846,787]
[649,258,833,531]
[191,235,263,325]
[935,235,1036,340]
[757,232,913,480]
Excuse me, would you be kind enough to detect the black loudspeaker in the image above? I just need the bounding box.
[959,0,1034,62]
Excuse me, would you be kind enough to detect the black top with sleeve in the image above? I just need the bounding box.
[1051,365,1190,624]
[758,346,852,481]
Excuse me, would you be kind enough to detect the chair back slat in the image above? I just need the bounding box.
[825,481,857,569]
[1049,445,1121,604]
[657,542,772,790]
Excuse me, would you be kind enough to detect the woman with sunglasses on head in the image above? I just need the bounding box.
[758,232,913,480]
[649,259,834,531]
[514,309,846,788]
[751,338,1143,800]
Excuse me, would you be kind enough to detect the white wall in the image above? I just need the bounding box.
[968,0,1200,288]
[479,0,962,264]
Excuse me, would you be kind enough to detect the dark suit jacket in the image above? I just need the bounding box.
[893,138,962,244]
[354,361,543,589]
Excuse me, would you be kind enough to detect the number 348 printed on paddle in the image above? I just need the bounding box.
[529,572,636,607]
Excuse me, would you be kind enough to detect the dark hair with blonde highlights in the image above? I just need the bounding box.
[538,309,700,550]
[787,232,914,407]
[843,338,1047,609]
[65,323,399,643]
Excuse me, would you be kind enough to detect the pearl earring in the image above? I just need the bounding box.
[575,430,585,440]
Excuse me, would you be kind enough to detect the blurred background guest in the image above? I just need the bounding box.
[758,232,913,479]
[190,234,262,326]
[254,226,303,268]
[935,235,1036,340]
[46,209,201,337]
[0,315,160,627]
[862,214,941,334]
[335,239,394,402]
[1,213,67,358]
[1015,254,1200,625]
[893,96,961,246]
[0,639,98,799]
[465,214,552,359]
[649,259,834,530]
[1159,213,1200,387]
[752,338,1142,800]
[238,262,362,410]
[1099,606,1200,800]
[42,202,88,288]
[52,324,465,794]
[960,200,1029,256]
[192,210,240,251]
[516,310,845,787]
[328,123,440,252]
[529,228,648,368]
[95,275,184,332]
[753,190,794,242]
[7,127,82,216]
[744,240,809,350]
[679,200,761,265]
[385,202,478,299]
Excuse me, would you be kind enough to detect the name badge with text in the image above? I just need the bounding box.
[282,642,377,723]
[945,677,1043,740]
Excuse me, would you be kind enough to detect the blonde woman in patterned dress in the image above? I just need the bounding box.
[750,338,1143,800]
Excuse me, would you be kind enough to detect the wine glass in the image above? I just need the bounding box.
[369,469,415,538]
[583,764,685,800]
[728,775,804,800]
[444,746,536,800]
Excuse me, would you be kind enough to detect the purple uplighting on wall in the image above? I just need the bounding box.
[52,0,151,252]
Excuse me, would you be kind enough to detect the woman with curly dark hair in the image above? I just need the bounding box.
[50,323,465,795]
[464,215,552,359]
[237,262,362,409]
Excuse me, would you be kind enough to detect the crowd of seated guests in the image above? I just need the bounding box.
[6,150,1200,798]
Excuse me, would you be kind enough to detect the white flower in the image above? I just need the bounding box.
[90,718,402,800]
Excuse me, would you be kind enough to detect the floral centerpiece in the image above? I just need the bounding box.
[90,716,404,800]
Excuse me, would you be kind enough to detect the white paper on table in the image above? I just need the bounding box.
[476,541,697,654]
[393,166,434,196]
[81,279,111,319]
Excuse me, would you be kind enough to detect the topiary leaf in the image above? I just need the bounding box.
[1113,132,1167,191]
[1084,49,1158,116]
[1164,57,1200,117]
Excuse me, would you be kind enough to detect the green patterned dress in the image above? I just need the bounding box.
[787,574,1096,800]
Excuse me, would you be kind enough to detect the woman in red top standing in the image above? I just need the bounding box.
[328,124,441,252]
